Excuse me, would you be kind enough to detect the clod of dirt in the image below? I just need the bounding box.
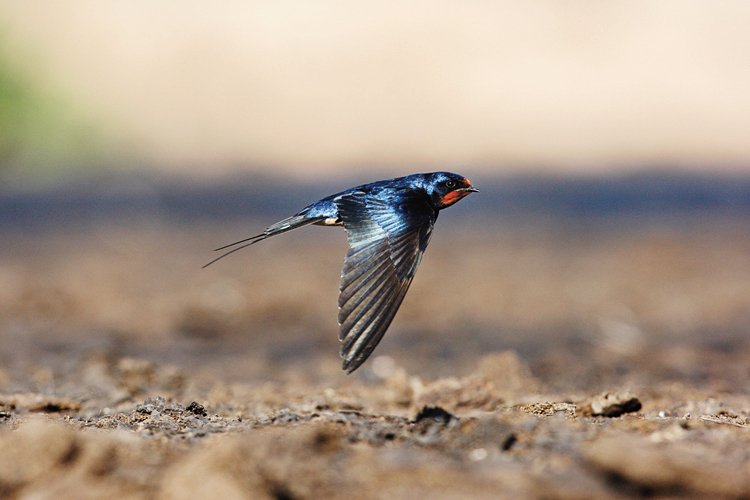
[516,402,576,417]
[186,401,208,417]
[413,406,456,424]
[699,413,748,428]
[411,406,460,444]
[579,391,642,417]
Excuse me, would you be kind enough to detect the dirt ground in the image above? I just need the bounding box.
[0,215,749,499]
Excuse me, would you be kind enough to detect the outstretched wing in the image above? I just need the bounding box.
[334,190,436,373]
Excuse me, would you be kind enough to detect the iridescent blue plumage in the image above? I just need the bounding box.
[204,171,478,372]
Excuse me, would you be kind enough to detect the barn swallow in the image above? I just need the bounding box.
[204,172,478,373]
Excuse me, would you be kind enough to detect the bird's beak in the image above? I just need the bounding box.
[458,184,479,193]
[460,178,479,193]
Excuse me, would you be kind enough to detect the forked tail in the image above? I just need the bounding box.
[202,214,322,268]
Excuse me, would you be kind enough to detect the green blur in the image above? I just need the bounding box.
[0,29,112,178]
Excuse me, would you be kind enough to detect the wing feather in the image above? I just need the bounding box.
[334,190,435,373]
[339,253,393,302]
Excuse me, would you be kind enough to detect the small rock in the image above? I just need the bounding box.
[413,406,456,424]
[501,433,518,451]
[579,391,642,417]
[468,447,488,461]
[186,401,208,417]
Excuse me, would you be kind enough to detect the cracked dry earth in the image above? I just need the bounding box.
[0,220,749,498]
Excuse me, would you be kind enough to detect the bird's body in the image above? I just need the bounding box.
[205,172,478,372]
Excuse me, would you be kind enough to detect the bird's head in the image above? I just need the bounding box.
[421,172,479,209]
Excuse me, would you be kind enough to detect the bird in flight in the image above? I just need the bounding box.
[204,172,478,373]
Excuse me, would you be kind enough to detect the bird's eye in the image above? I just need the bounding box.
[445,180,456,189]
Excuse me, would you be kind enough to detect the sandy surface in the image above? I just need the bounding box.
[0,216,748,498]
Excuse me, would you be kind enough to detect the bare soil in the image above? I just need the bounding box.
[0,217,748,499]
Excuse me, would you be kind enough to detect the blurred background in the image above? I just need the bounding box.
[0,1,748,391]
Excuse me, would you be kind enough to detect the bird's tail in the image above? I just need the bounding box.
[202,214,322,268]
